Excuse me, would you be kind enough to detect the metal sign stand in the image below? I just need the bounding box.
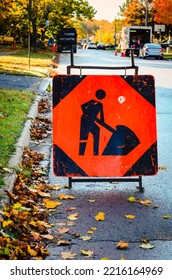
[66,48,144,192]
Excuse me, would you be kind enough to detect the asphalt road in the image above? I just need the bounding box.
[47,49,172,260]
[0,74,41,91]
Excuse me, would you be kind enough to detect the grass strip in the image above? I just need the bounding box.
[0,48,53,77]
[0,88,36,186]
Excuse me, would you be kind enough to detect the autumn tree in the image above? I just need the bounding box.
[120,0,154,26]
[153,0,172,24]
[0,0,96,52]
[0,0,19,35]
[74,20,99,41]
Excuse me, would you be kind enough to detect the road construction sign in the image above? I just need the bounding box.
[53,75,158,177]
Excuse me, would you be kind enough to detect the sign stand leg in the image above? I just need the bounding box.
[68,176,144,192]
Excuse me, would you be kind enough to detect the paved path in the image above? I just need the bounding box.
[0,74,42,91]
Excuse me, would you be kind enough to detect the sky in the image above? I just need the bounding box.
[86,0,125,22]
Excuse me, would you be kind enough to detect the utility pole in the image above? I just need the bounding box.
[145,0,148,26]
[28,0,32,69]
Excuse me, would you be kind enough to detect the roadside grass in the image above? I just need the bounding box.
[164,52,172,59]
[0,88,36,187]
[0,46,56,77]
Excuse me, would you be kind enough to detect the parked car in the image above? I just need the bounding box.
[86,42,96,49]
[96,43,106,50]
[105,44,115,49]
[139,43,164,59]
[161,40,172,49]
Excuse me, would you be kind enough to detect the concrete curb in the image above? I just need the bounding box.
[0,78,51,208]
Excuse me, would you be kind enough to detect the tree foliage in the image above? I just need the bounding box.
[153,0,172,24]
[0,0,96,51]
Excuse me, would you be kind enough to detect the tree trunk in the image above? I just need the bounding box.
[32,17,37,53]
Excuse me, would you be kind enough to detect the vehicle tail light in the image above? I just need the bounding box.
[145,47,149,51]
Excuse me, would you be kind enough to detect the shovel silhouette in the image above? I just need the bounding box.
[95,118,140,155]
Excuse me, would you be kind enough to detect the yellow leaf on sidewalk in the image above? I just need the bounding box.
[58,228,70,234]
[80,249,93,257]
[80,236,92,241]
[116,241,129,250]
[139,199,151,206]
[127,196,136,202]
[41,234,54,240]
[125,214,136,219]
[95,212,105,221]
[139,243,154,249]
[60,251,77,259]
[58,193,75,200]
[67,213,78,221]
[37,190,50,197]
[43,199,61,209]
[163,215,171,219]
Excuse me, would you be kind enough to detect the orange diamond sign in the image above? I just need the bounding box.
[53,75,158,177]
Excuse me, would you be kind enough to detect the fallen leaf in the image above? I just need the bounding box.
[37,221,51,228]
[163,215,171,219]
[27,245,38,257]
[66,221,76,226]
[51,185,61,191]
[101,257,110,260]
[43,199,61,209]
[67,213,78,221]
[2,220,13,228]
[87,230,93,234]
[66,207,76,211]
[58,228,70,234]
[2,167,13,173]
[140,238,149,243]
[41,234,54,240]
[91,227,97,231]
[58,193,75,200]
[158,165,167,170]
[95,212,105,221]
[127,196,136,202]
[125,214,136,219]
[31,231,42,241]
[13,202,22,209]
[29,220,37,227]
[140,243,154,249]
[72,232,80,238]
[139,199,151,206]
[80,249,93,257]
[57,240,71,246]
[37,190,50,197]
[88,199,95,203]
[80,236,92,241]
[116,241,129,250]
[60,251,77,259]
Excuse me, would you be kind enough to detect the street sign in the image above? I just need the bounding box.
[57,28,77,45]
[53,75,158,177]
[154,24,165,32]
